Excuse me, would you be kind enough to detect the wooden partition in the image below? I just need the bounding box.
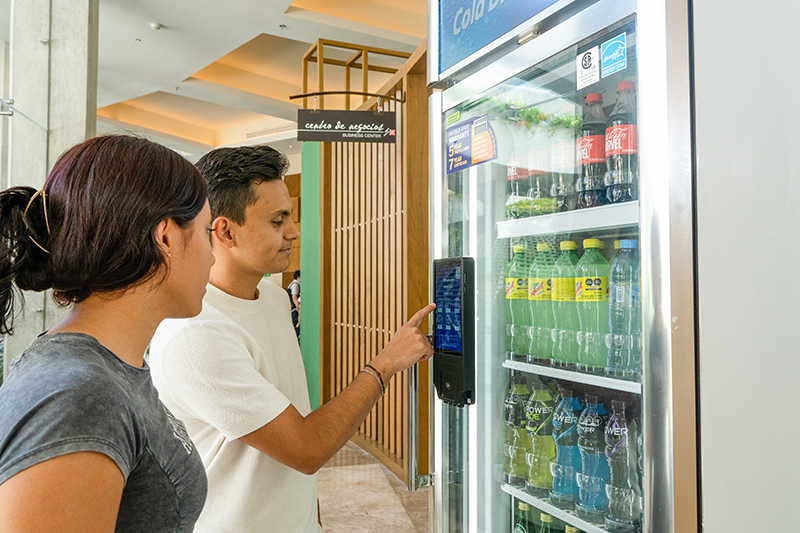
[318,44,429,480]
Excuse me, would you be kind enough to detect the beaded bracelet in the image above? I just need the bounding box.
[361,367,385,396]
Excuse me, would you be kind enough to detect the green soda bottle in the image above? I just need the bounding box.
[528,242,556,365]
[505,244,531,361]
[524,376,556,497]
[539,513,555,533]
[575,239,610,374]
[513,501,535,533]
[551,241,580,369]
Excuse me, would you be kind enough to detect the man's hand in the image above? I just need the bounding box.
[369,303,435,380]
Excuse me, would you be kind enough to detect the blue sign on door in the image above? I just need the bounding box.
[440,0,559,73]
[601,33,627,78]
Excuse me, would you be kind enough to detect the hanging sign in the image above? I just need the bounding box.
[439,0,560,73]
[446,114,497,174]
[297,109,396,143]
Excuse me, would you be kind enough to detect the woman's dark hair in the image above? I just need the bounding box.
[195,145,289,224]
[0,134,208,334]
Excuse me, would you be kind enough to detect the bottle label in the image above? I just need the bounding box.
[576,276,609,302]
[507,155,528,181]
[527,147,550,175]
[526,401,554,436]
[528,278,552,300]
[605,124,638,156]
[506,277,529,299]
[551,278,576,301]
[551,141,575,170]
[576,135,605,165]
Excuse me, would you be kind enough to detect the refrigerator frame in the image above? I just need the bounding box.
[427,0,699,532]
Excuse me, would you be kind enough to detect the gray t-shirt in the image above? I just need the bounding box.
[0,333,207,532]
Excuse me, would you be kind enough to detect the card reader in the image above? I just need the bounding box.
[432,257,475,407]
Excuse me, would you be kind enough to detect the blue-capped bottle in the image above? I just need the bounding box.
[549,389,583,509]
[576,394,610,523]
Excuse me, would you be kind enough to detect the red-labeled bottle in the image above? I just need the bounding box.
[604,81,638,204]
[576,93,608,209]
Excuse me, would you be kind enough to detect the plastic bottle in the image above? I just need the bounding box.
[503,373,531,486]
[513,501,535,533]
[606,239,641,380]
[610,240,621,263]
[506,152,531,219]
[528,242,556,365]
[551,241,580,369]
[604,399,642,532]
[549,104,578,212]
[576,239,610,374]
[527,121,556,216]
[576,395,611,524]
[576,93,608,209]
[505,244,531,361]
[524,376,555,497]
[604,81,638,204]
[549,389,583,509]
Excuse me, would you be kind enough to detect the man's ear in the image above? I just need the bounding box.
[212,216,236,249]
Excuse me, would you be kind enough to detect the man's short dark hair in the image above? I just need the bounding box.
[195,145,290,224]
[293,270,300,280]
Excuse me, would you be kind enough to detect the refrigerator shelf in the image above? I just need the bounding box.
[497,201,639,239]
[502,359,642,394]
[502,483,611,533]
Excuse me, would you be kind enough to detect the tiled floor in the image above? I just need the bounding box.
[318,441,429,533]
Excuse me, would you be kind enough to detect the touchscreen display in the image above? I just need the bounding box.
[435,261,462,353]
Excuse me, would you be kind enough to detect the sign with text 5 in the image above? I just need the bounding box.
[297,109,397,143]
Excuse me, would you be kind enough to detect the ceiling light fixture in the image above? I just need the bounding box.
[149,22,164,30]
[134,38,141,42]
[279,24,287,30]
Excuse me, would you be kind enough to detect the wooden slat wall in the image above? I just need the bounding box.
[319,44,429,480]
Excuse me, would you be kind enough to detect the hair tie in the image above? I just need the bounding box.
[23,189,51,254]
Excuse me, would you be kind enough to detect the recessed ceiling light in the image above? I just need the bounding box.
[134,38,141,42]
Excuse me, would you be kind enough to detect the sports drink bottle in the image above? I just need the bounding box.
[576,395,610,523]
[503,373,530,486]
[524,376,555,497]
[604,399,642,532]
[549,389,583,509]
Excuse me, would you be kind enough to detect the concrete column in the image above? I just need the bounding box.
[4,0,98,363]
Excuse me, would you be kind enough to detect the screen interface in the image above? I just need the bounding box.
[435,261,462,353]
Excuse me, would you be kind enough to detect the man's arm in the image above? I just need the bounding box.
[239,303,434,475]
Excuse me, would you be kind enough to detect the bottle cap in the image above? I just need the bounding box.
[583,238,602,249]
[586,93,603,104]
[585,394,599,404]
[519,502,531,511]
[512,244,527,253]
[560,240,577,250]
[614,240,621,250]
[536,242,552,252]
[618,81,636,92]
[541,514,554,523]
[561,389,576,398]
[565,527,581,533]
[612,399,630,410]
[621,239,638,249]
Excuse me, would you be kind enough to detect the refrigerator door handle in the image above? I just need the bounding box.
[406,362,430,490]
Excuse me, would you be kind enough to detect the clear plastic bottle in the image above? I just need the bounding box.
[549,104,578,212]
[604,81,638,204]
[576,93,608,209]
[576,394,611,524]
[604,399,642,532]
[528,242,555,365]
[506,152,531,219]
[505,244,531,361]
[549,389,583,509]
[551,241,580,370]
[576,239,610,374]
[606,239,641,380]
[527,121,556,216]
[524,376,556,497]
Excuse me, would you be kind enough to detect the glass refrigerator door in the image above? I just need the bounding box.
[431,2,659,532]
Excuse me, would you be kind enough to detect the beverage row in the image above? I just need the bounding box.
[505,81,638,218]
[513,505,584,533]
[505,239,640,380]
[503,374,642,533]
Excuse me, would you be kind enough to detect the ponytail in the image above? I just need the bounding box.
[0,186,53,334]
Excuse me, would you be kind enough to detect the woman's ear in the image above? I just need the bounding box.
[154,218,178,258]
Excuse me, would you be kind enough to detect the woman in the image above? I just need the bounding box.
[0,135,213,532]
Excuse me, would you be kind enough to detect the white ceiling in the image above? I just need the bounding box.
[97,0,426,162]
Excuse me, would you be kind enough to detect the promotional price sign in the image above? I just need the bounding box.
[297,109,396,143]
[446,114,497,174]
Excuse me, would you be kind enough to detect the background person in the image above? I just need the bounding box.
[0,135,213,532]
[288,269,300,338]
[149,145,433,533]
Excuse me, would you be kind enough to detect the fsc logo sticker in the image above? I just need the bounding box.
[601,33,627,78]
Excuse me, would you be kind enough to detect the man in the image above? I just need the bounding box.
[148,145,433,533]
[288,270,300,338]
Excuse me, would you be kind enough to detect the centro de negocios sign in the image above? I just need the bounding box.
[297,109,396,143]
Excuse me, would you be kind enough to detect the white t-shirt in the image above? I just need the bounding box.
[149,280,320,533]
